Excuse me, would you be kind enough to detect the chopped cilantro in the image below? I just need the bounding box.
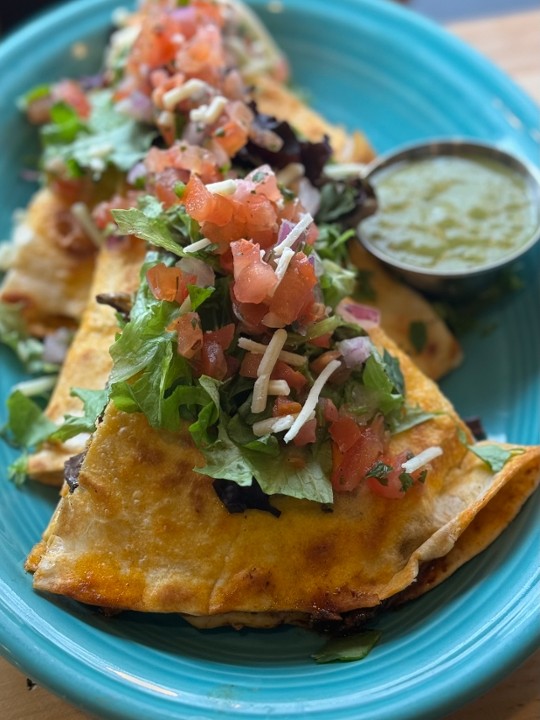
[458,429,524,472]
[366,461,392,484]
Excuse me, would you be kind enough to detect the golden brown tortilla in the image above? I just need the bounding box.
[0,188,97,336]
[348,243,463,380]
[27,237,146,485]
[28,326,539,627]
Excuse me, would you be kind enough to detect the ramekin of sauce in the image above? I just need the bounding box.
[356,140,540,295]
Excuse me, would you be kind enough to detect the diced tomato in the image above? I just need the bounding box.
[310,350,341,377]
[272,397,302,417]
[199,339,227,379]
[127,16,179,79]
[310,332,332,348]
[146,263,193,304]
[205,323,235,350]
[365,450,426,499]
[93,191,141,230]
[182,174,217,222]
[146,144,221,185]
[231,297,268,335]
[53,80,91,118]
[267,252,317,325]
[231,240,277,303]
[153,168,189,207]
[319,397,339,423]
[331,416,386,492]
[173,311,203,359]
[329,417,364,453]
[292,418,317,447]
[239,352,261,379]
[271,361,307,393]
[235,165,282,203]
[213,101,253,156]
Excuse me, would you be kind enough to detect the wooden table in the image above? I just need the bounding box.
[2,7,539,720]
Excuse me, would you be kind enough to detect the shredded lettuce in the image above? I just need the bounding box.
[112,196,203,256]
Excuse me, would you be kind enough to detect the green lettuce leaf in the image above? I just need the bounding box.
[458,429,525,472]
[50,387,109,442]
[1,390,56,449]
[312,630,382,663]
[42,89,155,176]
[0,301,62,374]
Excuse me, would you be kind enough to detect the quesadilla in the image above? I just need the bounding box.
[0,188,96,336]
[27,324,540,628]
[27,236,146,485]
[5,0,537,641]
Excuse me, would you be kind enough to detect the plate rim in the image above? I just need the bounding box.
[0,1,539,719]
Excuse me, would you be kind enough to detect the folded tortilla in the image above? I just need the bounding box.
[0,188,97,336]
[27,326,539,628]
[27,237,146,485]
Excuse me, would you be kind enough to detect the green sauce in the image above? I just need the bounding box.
[360,155,537,272]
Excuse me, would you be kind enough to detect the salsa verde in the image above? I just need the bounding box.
[360,155,538,272]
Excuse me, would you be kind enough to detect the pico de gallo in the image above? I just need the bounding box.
[7,0,443,507]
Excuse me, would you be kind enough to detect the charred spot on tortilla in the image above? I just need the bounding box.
[64,451,86,493]
[212,478,281,518]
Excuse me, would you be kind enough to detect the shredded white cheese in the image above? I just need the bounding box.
[157,110,175,129]
[162,79,211,110]
[13,376,58,397]
[283,358,341,443]
[238,337,306,367]
[250,328,288,413]
[273,246,295,284]
[273,212,313,256]
[252,413,297,437]
[252,410,315,438]
[276,162,304,186]
[206,179,237,196]
[323,162,367,180]
[71,203,105,248]
[183,238,213,253]
[189,95,227,125]
[401,446,443,474]
[267,380,290,396]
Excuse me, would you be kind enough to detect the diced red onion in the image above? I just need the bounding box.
[42,327,72,365]
[116,91,154,123]
[127,161,147,186]
[307,252,325,278]
[297,178,321,217]
[337,336,373,368]
[182,121,206,146]
[340,300,381,329]
[277,219,295,245]
[170,6,196,22]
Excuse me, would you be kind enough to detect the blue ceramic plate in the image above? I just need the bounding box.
[1,1,539,719]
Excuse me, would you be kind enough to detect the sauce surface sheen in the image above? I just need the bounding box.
[360,155,537,272]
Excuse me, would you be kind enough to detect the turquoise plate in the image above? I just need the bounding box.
[0,1,539,718]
